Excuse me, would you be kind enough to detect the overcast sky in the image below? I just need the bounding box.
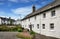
[0,0,54,19]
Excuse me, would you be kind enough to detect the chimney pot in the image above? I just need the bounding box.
[32,5,36,13]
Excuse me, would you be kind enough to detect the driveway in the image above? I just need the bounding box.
[0,32,20,39]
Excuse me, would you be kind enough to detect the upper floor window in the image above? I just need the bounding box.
[37,24,39,29]
[29,18,30,21]
[50,23,54,30]
[43,13,46,18]
[42,24,45,29]
[35,16,36,20]
[51,10,55,17]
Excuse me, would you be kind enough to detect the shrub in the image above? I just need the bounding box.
[18,28,23,32]
[0,25,23,32]
[0,26,9,31]
[30,31,36,35]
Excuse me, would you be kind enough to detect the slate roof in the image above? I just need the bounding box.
[21,0,60,21]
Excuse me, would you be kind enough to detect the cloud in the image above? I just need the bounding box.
[0,11,18,19]
[11,5,42,18]
[7,14,19,20]
[11,6,32,18]
[11,6,32,15]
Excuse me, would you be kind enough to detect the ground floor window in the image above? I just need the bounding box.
[42,24,45,29]
[37,24,39,29]
[50,23,54,30]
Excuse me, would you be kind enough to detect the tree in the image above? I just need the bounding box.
[9,17,13,25]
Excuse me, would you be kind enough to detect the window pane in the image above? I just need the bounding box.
[51,10,55,16]
[29,18,30,21]
[35,16,36,20]
[42,24,45,29]
[43,13,46,18]
[50,23,54,29]
[37,24,39,29]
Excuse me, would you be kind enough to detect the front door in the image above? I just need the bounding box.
[29,24,32,31]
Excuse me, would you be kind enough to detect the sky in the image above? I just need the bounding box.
[0,0,54,20]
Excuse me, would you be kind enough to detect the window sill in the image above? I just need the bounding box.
[50,16,57,19]
[50,30,55,31]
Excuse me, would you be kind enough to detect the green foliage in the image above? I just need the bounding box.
[18,28,23,32]
[0,26,9,31]
[9,17,13,25]
[0,25,23,32]
[22,37,32,39]
[30,31,36,35]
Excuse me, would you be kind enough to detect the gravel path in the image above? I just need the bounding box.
[0,32,20,39]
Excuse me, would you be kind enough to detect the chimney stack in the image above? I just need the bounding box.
[32,5,36,13]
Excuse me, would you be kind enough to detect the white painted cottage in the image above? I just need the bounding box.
[21,0,60,38]
[0,17,16,25]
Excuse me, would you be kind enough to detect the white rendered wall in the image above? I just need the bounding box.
[21,7,60,38]
[0,18,2,25]
[40,7,60,38]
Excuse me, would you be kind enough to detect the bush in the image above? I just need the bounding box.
[0,26,9,31]
[30,31,36,35]
[0,25,23,32]
[18,28,23,32]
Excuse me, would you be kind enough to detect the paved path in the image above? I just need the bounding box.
[0,32,20,39]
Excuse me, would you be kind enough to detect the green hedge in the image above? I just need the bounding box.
[0,25,23,32]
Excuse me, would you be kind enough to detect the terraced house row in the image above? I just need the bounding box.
[21,0,60,38]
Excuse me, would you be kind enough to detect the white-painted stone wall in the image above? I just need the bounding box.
[0,18,2,25]
[21,7,60,38]
[40,7,60,38]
